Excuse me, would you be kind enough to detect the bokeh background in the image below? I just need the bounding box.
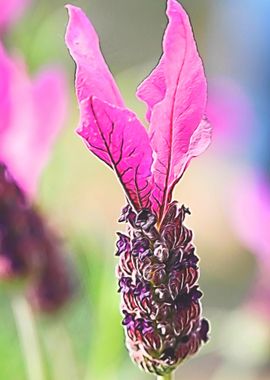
[1,0,270,379]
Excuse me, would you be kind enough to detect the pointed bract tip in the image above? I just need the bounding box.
[65,4,79,13]
[167,0,185,12]
[166,0,190,29]
[64,4,91,44]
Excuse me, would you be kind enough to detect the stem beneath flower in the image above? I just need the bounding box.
[11,295,46,380]
[157,372,174,380]
[43,322,80,380]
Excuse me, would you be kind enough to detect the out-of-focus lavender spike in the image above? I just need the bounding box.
[0,163,75,312]
[26,211,75,313]
[0,163,39,278]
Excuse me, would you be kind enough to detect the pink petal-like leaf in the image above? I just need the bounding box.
[65,5,154,210]
[137,56,166,122]
[65,4,124,107]
[138,0,211,219]
[78,97,153,210]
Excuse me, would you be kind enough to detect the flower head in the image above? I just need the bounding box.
[65,0,211,374]
[116,204,209,375]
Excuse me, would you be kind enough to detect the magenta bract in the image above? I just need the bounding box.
[65,0,212,223]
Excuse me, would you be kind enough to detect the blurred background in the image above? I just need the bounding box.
[1,0,270,379]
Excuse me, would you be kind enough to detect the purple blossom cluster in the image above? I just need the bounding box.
[116,204,209,375]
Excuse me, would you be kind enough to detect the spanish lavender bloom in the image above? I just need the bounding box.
[65,0,211,376]
[0,42,73,312]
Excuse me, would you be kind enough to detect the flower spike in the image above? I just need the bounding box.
[65,0,211,376]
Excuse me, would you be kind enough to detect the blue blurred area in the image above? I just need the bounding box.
[208,1,270,168]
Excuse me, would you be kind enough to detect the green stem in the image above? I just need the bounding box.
[157,373,174,380]
[11,295,46,380]
[43,322,80,380]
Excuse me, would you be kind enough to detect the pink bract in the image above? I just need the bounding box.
[0,0,30,32]
[65,0,211,221]
[78,97,153,210]
[0,43,67,198]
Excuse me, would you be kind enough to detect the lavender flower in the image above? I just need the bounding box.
[0,42,73,312]
[66,0,211,375]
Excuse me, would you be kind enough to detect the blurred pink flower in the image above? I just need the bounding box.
[231,170,270,318]
[0,43,74,312]
[0,42,67,198]
[207,78,254,152]
[0,0,30,32]
[231,171,270,267]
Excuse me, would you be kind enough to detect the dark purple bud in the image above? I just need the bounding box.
[118,277,133,293]
[176,287,202,309]
[153,242,169,262]
[161,347,176,365]
[184,251,199,267]
[122,311,135,327]
[115,232,130,256]
[134,280,150,299]
[180,205,191,217]
[136,318,153,334]
[199,318,210,343]
[135,209,157,231]
[118,204,136,225]
[132,237,150,256]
